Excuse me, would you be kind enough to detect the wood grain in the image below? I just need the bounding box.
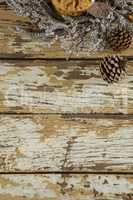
[0,174,133,200]
[0,3,133,59]
[0,3,133,198]
[0,114,133,172]
[0,60,132,114]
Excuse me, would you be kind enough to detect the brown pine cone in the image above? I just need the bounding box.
[100,55,127,84]
[107,27,132,51]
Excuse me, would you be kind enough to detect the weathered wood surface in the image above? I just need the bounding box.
[0,60,132,114]
[0,115,133,172]
[0,174,133,200]
[0,3,133,59]
[0,2,133,199]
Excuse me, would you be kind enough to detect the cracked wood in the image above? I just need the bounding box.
[0,114,133,172]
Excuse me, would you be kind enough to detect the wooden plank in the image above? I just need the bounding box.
[0,60,132,114]
[0,114,133,172]
[0,3,133,59]
[0,174,133,200]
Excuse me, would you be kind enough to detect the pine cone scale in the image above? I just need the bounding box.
[107,27,132,51]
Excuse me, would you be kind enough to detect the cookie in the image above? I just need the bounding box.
[51,0,94,16]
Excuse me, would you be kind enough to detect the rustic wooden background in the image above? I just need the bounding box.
[0,2,133,200]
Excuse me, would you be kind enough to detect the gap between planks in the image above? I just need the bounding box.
[0,56,132,61]
[1,171,133,175]
[0,113,133,120]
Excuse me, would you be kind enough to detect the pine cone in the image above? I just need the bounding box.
[107,27,132,51]
[100,55,127,84]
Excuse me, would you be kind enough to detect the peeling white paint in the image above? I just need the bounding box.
[0,175,56,198]
[0,116,133,172]
[0,67,11,75]
[0,63,131,113]
[0,175,133,199]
